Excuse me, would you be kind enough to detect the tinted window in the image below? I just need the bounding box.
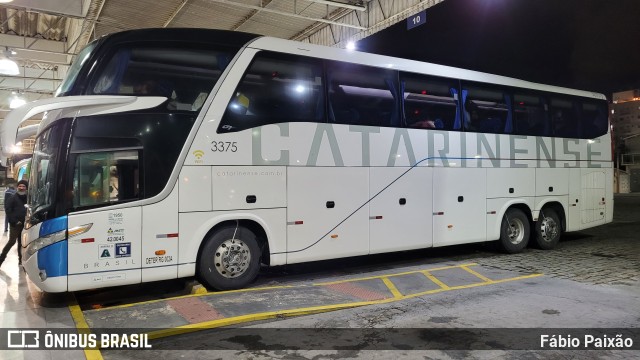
[462,83,511,134]
[72,150,140,208]
[581,100,608,139]
[513,92,549,136]
[401,73,459,130]
[327,61,398,127]
[90,45,235,112]
[549,97,578,138]
[70,113,195,204]
[219,52,324,133]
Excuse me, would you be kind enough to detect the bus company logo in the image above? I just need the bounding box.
[193,150,205,163]
[7,330,39,348]
[99,244,114,259]
[115,243,131,258]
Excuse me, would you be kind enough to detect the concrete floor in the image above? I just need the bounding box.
[1,195,639,359]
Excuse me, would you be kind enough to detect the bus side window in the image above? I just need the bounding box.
[326,61,398,128]
[461,83,510,134]
[218,52,324,133]
[513,92,549,136]
[549,97,579,138]
[400,72,458,130]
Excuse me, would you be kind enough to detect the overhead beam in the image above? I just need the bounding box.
[205,0,367,30]
[163,0,189,28]
[231,0,273,31]
[308,0,366,11]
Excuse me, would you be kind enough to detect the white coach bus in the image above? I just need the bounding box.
[0,28,612,292]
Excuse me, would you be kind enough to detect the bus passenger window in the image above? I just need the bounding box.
[326,61,398,127]
[513,93,549,136]
[400,72,459,130]
[462,83,511,134]
[549,97,579,138]
[218,52,324,133]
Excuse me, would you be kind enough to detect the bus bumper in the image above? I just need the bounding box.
[22,246,68,293]
[22,216,69,293]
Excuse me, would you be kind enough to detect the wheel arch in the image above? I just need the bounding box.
[488,199,534,241]
[195,218,271,276]
[537,201,567,232]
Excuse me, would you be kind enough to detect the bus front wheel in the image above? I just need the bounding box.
[198,225,261,290]
[498,208,530,253]
[534,208,561,250]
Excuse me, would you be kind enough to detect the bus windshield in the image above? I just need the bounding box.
[28,124,64,217]
[55,42,96,97]
[87,45,236,112]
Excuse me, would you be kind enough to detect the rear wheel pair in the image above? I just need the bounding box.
[497,208,561,253]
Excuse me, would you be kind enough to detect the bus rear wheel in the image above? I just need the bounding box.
[534,208,561,250]
[198,225,261,290]
[497,208,530,253]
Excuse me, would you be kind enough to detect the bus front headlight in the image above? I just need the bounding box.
[25,229,67,260]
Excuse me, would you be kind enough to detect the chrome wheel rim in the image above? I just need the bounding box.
[540,216,559,242]
[507,217,525,245]
[214,239,251,278]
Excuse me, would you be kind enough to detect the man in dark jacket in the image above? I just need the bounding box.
[0,180,28,267]
[4,182,16,232]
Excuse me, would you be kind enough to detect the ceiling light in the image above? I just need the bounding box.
[0,47,19,75]
[10,95,26,109]
[0,0,15,3]
[346,41,356,51]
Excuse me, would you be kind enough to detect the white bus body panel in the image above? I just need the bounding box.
[535,168,570,197]
[433,167,487,247]
[567,168,582,231]
[580,169,607,226]
[369,167,433,254]
[179,166,212,212]
[141,184,179,283]
[486,168,535,198]
[178,208,287,277]
[211,166,286,210]
[286,167,369,263]
[67,207,142,291]
[605,167,614,223]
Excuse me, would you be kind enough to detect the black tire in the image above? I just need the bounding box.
[497,208,530,254]
[198,225,261,290]
[534,208,561,250]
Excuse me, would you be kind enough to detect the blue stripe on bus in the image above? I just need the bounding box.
[39,215,68,237]
[37,240,68,277]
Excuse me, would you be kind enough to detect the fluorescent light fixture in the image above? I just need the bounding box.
[10,96,26,109]
[0,0,15,3]
[0,58,19,75]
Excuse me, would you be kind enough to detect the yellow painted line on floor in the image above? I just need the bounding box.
[68,296,104,360]
[405,273,543,300]
[91,263,476,312]
[314,263,477,286]
[146,301,377,340]
[143,272,544,341]
[460,265,494,283]
[91,284,296,311]
[381,277,403,299]
[421,270,451,290]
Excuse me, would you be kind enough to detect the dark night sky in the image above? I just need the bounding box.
[357,0,640,98]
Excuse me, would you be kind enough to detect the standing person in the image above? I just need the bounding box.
[3,182,16,232]
[0,180,28,267]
